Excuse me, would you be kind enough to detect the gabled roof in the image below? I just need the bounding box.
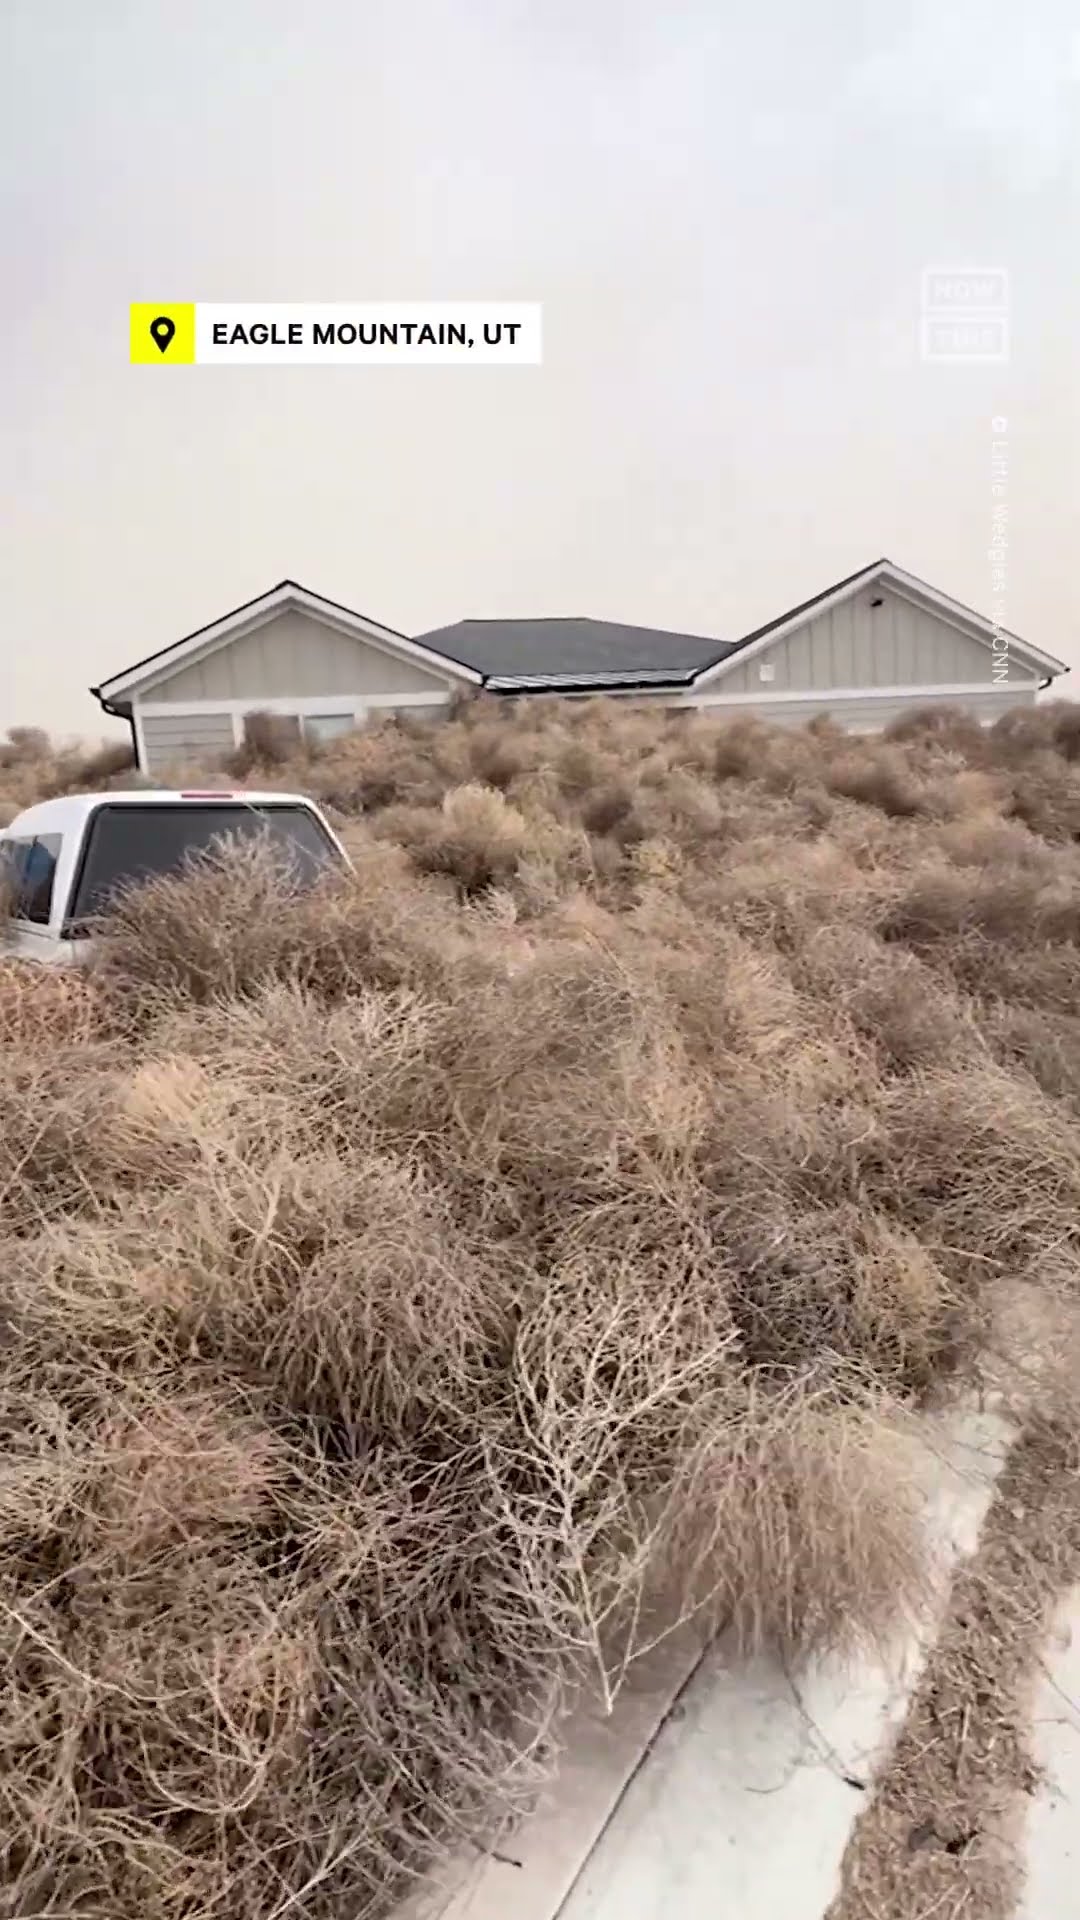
[692,558,1068,687]
[91,561,1069,717]
[414,617,734,691]
[91,580,483,711]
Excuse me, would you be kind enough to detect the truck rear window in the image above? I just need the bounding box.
[68,803,339,924]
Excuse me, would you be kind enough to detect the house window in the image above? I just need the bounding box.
[758,663,776,683]
[240,710,358,754]
[302,712,357,744]
[241,712,303,759]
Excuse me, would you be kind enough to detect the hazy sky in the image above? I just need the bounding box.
[4,1,1078,737]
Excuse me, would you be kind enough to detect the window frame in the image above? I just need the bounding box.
[300,711,360,745]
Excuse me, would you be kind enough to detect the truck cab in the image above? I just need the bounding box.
[0,788,349,965]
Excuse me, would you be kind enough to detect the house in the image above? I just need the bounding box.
[91,561,1068,778]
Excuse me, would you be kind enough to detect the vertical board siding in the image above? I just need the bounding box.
[146,610,453,701]
[709,587,1036,697]
[832,598,856,686]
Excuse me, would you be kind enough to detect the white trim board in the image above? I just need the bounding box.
[686,679,1033,709]
[886,563,1061,672]
[137,692,452,716]
[884,584,1037,675]
[691,561,1066,690]
[97,582,482,702]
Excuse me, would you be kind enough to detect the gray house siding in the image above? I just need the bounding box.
[143,610,454,701]
[140,710,237,776]
[714,587,1037,694]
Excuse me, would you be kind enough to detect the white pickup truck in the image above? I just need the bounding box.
[0,788,349,965]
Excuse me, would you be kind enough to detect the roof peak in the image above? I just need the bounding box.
[453,615,593,626]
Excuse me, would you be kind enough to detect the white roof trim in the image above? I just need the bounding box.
[485,668,697,691]
[686,678,1038,708]
[691,561,1067,688]
[885,564,1066,674]
[137,692,450,715]
[95,582,483,701]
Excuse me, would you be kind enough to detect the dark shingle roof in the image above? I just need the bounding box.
[415,617,734,689]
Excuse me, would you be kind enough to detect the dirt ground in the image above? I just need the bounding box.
[827,1296,1080,1920]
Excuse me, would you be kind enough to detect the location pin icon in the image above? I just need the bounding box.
[150,315,176,355]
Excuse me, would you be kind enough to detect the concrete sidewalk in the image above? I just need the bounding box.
[404,1405,1015,1920]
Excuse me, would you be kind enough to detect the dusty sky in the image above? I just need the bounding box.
[4,1,1078,738]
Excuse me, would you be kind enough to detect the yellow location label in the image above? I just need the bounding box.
[129,304,196,363]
